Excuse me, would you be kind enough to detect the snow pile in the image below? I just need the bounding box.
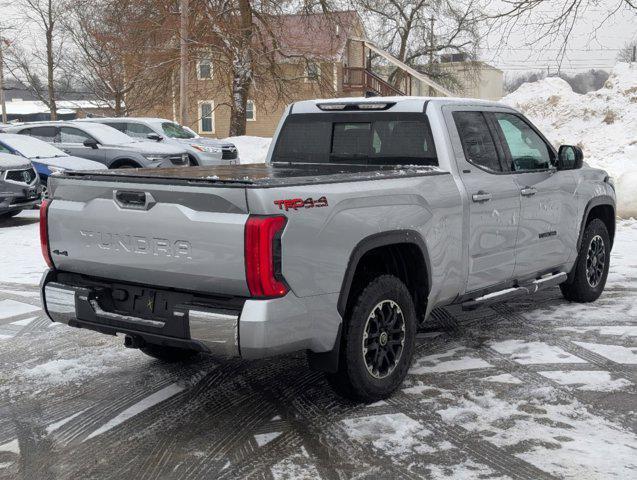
[223,135,272,164]
[502,62,637,217]
[0,210,46,284]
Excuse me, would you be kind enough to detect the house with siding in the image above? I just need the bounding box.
[145,11,473,138]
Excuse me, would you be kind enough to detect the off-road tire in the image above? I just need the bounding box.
[327,275,417,402]
[140,344,199,362]
[560,218,610,302]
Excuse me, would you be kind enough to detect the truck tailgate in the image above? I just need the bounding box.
[47,177,250,296]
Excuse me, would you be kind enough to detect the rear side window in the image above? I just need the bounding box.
[103,122,126,133]
[494,113,553,171]
[60,127,92,143]
[126,123,154,139]
[453,111,502,172]
[20,126,58,142]
[271,113,437,166]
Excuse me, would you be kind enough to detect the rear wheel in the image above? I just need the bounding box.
[560,218,610,302]
[140,344,199,362]
[112,161,140,169]
[327,275,416,402]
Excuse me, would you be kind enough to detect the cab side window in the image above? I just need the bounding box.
[453,111,502,172]
[494,113,553,171]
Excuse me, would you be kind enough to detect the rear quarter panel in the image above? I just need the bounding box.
[246,173,464,312]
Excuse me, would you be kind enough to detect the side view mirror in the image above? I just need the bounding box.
[557,145,583,170]
[83,138,99,149]
[146,133,163,142]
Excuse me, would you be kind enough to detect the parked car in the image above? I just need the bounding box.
[4,121,190,169]
[39,97,615,402]
[79,117,239,166]
[0,133,106,194]
[0,152,41,219]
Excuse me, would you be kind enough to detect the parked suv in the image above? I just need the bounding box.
[39,97,615,401]
[0,152,40,219]
[5,121,190,169]
[79,117,239,166]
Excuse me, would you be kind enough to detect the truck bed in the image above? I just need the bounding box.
[62,163,447,188]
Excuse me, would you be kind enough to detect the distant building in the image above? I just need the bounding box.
[2,80,111,122]
[438,54,504,101]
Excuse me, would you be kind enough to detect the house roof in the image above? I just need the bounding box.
[266,11,363,62]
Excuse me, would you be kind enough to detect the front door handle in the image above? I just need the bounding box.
[520,186,537,197]
[472,191,492,203]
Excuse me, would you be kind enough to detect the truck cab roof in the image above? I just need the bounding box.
[291,96,509,114]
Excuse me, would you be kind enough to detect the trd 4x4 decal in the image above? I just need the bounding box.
[274,196,328,211]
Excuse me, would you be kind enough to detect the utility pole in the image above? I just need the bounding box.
[632,45,636,63]
[179,0,189,126]
[428,16,435,96]
[0,38,7,124]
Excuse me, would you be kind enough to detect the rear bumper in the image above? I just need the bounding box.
[40,270,341,359]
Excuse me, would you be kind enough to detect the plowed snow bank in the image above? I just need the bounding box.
[502,63,637,217]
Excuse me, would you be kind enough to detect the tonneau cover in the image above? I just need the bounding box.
[63,163,446,188]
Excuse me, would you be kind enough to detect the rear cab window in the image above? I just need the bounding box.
[271,112,438,166]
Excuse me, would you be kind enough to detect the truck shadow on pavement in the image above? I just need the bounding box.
[0,284,635,480]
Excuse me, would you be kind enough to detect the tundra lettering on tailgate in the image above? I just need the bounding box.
[79,230,192,259]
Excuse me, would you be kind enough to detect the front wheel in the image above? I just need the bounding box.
[327,275,416,402]
[560,218,610,302]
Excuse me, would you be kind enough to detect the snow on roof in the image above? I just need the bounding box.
[4,99,112,116]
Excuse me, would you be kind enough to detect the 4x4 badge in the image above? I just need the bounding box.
[274,196,328,211]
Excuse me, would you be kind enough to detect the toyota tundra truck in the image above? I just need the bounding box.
[39,97,616,401]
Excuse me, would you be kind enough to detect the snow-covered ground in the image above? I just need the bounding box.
[0,210,635,478]
[502,63,637,217]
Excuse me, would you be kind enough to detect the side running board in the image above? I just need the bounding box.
[462,272,568,311]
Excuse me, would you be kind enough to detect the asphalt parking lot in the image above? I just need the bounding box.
[0,214,636,479]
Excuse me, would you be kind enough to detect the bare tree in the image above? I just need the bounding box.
[5,0,66,120]
[351,0,482,91]
[617,40,637,62]
[64,0,177,116]
[191,0,338,136]
[485,0,636,68]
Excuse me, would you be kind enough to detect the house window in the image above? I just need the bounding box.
[246,100,256,121]
[198,101,215,134]
[305,61,320,82]
[197,56,213,80]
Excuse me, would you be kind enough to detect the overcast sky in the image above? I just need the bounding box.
[481,1,636,75]
[1,0,636,76]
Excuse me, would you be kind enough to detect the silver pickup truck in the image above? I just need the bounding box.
[39,97,616,401]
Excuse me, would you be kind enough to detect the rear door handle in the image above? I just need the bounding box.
[472,191,492,203]
[520,186,537,197]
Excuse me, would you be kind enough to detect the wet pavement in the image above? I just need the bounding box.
[0,278,635,479]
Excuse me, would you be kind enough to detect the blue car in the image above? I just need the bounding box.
[0,133,105,192]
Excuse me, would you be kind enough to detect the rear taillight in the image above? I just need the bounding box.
[245,215,288,298]
[39,199,54,268]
